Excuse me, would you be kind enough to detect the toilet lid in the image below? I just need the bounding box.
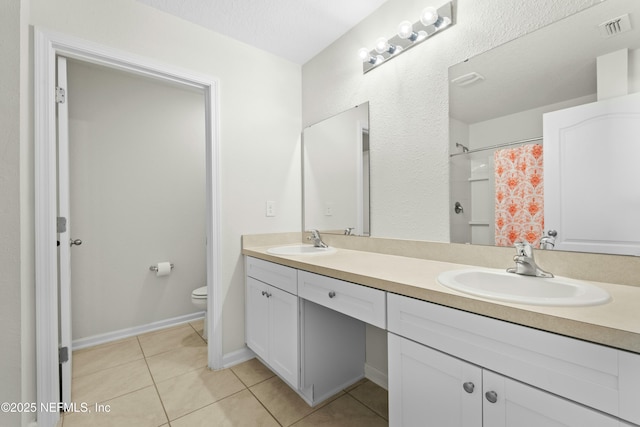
[192,286,207,298]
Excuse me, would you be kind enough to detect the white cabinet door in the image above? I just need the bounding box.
[268,285,299,387]
[482,370,621,427]
[388,333,482,427]
[246,277,269,361]
[246,275,299,388]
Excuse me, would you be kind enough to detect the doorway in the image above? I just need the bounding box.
[35,29,222,427]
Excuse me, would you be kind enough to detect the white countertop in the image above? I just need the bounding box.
[242,244,640,354]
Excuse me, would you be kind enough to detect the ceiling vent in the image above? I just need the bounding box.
[599,14,632,38]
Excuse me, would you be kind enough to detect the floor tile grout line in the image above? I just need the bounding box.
[165,388,250,425]
[226,367,284,425]
[139,334,207,360]
[71,354,146,381]
[245,382,285,427]
[139,335,172,426]
[228,365,275,389]
[345,386,389,421]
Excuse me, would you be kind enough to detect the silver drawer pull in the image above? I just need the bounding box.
[328,291,336,298]
[463,382,475,394]
[485,390,498,403]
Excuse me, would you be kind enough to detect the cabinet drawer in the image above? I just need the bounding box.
[246,257,297,294]
[387,292,625,421]
[298,271,385,328]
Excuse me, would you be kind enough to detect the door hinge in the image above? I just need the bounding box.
[57,217,67,233]
[59,346,69,364]
[55,87,66,104]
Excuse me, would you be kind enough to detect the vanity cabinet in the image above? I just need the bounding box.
[245,257,299,387]
[245,257,369,405]
[387,293,640,426]
[389,333,623,426]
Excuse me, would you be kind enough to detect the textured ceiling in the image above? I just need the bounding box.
[136,0,389,64]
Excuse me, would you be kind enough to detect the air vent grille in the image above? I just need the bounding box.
[599,14,632,37]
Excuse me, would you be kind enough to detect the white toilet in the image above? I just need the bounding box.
[191,286,207,339]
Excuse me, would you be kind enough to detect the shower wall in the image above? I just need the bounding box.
[67,60,206,342]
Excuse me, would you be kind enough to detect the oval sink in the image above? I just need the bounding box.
[267,244,337,256]
[437,268,610,307]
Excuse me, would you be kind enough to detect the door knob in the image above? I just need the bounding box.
[485,390,498,403]
[70,239,82,246]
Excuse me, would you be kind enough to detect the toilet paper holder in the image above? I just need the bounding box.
[149,263,174,272]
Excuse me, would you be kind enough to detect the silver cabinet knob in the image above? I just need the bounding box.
[485,391,498,403]
[328,291,336,298]
[70,239,82,246]
[261,291,266,296]
[463,382,475,394]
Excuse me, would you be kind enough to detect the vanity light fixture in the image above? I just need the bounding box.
[359,2,454,73]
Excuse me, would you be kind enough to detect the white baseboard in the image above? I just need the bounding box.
[72,311,205,350]
[222,346,256,369]
[364,363,388,390]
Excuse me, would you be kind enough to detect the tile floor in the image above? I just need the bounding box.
[59,319,389,426]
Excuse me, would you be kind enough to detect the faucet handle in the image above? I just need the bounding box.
[514,241,533,257]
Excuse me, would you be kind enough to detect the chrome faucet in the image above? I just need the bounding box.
[506,241,553,278]
[539,230,558,250]
[307,230,328,248]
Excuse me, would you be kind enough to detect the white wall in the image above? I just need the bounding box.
[302,0,598,382]
[0,1,25,425]
[29,0,302,357]
[66,60,206,340]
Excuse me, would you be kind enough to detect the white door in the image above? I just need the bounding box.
[56,55,73,405]
[544,92,640,255]
[482,370,621,427]
[388,333,482,427]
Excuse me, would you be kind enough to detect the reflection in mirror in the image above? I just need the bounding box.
[303,102,370,236]
[449,0,640,256]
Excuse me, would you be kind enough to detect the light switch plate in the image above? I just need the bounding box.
[266,200,276,217]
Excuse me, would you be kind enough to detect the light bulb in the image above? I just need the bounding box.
[375,37,390,54]
[358,47,372,62]
[397,21,414,39]
[420,6,438,26]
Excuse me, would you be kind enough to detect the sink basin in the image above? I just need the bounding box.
[266,244,337,256]
[437,268,610,307]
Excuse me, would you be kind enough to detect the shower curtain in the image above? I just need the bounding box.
[494,144,544,247]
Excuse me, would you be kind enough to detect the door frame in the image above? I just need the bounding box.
[34,28,222,427]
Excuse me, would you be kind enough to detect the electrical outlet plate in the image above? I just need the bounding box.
[325,204,333,216]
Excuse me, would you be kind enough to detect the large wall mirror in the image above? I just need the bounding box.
[449,0,640,256]
[303,102,370,236]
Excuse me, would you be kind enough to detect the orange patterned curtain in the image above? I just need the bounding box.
[494,144,544,247]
